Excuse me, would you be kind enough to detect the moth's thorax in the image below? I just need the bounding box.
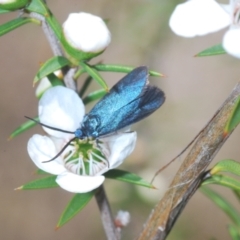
[75,114,101,139]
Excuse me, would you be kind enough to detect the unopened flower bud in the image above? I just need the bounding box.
[0,0,29,10]
[62,12,111,61]
[115,210,130,228]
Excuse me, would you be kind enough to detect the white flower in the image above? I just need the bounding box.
[62,12,111,53]
[169,0,240,58]
[115,210,131,228]
[27,86,137,193]
[35,70,63,98]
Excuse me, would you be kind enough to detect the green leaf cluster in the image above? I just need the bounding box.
[202,159,240,239]
[18,169,155,228]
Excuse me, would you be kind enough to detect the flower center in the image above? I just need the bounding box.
[62,139,108,176]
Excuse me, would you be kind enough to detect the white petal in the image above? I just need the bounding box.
[99,132,137,169]
[35,77,51,98]
[63,12,111,53]
[220,4,231,14]
[36,70,63,98]
[223,28,240,58]
[169,0,230,37]
[39,86,85,138]
[27,134,66,175]
[56,172,105,193]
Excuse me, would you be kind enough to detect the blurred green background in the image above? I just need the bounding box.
[0,0,239,239]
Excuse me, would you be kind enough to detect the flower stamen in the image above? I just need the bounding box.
[61,138,109,176]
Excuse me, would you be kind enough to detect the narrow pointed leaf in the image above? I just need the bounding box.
[73,68,85,80]
[26,0,49,16]
[45,11,62,41]
[93,64,164,77]
[47,73,64,86]
[33,56,70,84]
[0,8,10,14]
[26,0,62,40]
[57,191,95,228]
[224,97,240,134]
[80,62,108,90]
[195,44,226,57]
[36,169,51,175]
[104,169,155,188]
[19,176,58,190]
[83,89,106,105]
[201,186,240,226]
[0,18,38,37]
[234,191,240,202]
[202,174,240,191]
[9,116,39,139]
[79,76,92,97]
[228,224,240,240]
[210,159,240,176]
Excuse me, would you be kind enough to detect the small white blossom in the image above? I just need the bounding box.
[223,27,240,57]
[35,77,51,98]
[35,70,63,98]
[27,86,136,193]
[115,210,131,228]
[169,0,240,58]
[62,12,111,53]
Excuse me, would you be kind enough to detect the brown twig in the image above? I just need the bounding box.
[29,12,77,91]
[137,82,240,240]
[95,185,120,240]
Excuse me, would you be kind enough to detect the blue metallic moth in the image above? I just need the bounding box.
[26,66,165,162]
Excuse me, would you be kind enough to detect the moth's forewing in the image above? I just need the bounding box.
[95,85,165,136]
[88,66,148,116]
[82,66,165,138]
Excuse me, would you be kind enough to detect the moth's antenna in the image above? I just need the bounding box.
[25,116,75,134]
[42,137,77,163]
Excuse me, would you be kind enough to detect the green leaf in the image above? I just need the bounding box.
[47,73,64,86]
[195,44,226,57]
[224,97,240,135]
[202,174,240,192]
[82,89,106,105]
[80,62,108,90]
[93,64,164,77]
[210,159,240,176]
[9,116,39,139]
[104,169,155,188]
[228,224,240,240]
[0,8,10,14]
[149,70,164,77]
[0,17,38,37]
[234,190,240,202]
[73,68,85,80]
[18,176,58,190]
[26,0,62,40]
[201,186,240,226]
[35,169,51,175]
[45,11,62,41]
[79,76,92,97]
[57,191,95,228]
[26,0,49,16]
[33,56,70,84]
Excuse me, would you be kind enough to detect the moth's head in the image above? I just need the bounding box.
[75,128,84,139]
